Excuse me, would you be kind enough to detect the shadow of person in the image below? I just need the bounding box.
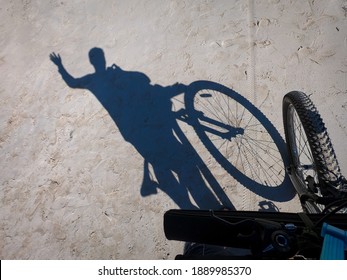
[50,48,232,210]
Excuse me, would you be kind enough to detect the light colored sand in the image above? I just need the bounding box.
[1,0,346,259]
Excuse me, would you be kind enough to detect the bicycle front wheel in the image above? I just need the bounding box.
[282,91,343,213]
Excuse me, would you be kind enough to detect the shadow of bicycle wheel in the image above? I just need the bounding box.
[184,80,296,202]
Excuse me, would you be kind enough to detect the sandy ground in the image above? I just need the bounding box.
[1,0,346,259]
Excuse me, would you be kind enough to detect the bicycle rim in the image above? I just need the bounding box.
[286,103,324,213]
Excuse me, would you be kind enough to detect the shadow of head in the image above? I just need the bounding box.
[89,47,106,72]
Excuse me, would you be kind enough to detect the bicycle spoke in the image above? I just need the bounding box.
[288,106,320,187]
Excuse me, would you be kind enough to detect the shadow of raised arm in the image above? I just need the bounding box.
[50,52,91,89]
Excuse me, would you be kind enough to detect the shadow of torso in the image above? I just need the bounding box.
[57,62,227,209]
[91,67,181,166]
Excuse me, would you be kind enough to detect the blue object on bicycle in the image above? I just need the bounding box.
[320,222,347,260]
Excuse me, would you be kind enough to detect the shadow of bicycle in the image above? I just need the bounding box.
[51,47,295,210]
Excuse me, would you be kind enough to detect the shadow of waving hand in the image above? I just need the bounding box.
[50,48,232,210]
